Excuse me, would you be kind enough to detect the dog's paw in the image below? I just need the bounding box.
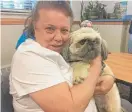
[73,75,87,85]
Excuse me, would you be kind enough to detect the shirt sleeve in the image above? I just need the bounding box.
[11,52,65,97]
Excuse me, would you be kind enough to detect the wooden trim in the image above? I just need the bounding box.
[1,18,81,25]
[1,18,26,25]
[123,21,130,25]
[92,21,130,25]
[73,21,81,25]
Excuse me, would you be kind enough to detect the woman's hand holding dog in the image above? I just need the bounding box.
[90,55,102,76]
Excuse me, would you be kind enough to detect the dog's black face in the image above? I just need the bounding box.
[71,37,101,61]
[61,27,108,62]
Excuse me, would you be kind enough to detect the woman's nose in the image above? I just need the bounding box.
[54,30,63,42]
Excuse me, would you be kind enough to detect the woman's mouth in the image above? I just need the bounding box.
[50,45,63,52]
[52,45,63,47]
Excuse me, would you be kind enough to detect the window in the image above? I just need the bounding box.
[0,0,36,13]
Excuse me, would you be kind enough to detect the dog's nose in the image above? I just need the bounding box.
[88,40,93,45]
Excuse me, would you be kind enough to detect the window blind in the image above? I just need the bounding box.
[0,0,36,13]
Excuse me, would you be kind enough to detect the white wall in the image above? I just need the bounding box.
[93,24,129,52]
[71,1,81,21]
[127,1,132,15]
[1,13,28,68]
[71,1,89,21]
[1,25,24,68]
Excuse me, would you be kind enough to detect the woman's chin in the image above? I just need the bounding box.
[54,49,61,53]
[49,46,63,53]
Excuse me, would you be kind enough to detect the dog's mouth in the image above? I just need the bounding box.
[77,44,101,60]
[88,46,95,51]
[83,49,100,60]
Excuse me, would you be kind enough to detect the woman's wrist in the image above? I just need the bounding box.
[89,66,101,77]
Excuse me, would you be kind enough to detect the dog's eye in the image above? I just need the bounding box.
[93,40,96,43]
[79,39,87,45]
[93,38,99,44]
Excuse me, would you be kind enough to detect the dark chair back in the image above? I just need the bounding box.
[1,68,14,112]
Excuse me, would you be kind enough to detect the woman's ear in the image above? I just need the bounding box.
[33,21,37,30]
[101,39,109,60]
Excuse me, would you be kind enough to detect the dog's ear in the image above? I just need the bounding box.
[60,42,71,62]
[101,39,109,60]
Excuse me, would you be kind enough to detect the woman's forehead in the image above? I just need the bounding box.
[37,9,71,27]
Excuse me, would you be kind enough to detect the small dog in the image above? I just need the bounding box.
[61,27,123,112]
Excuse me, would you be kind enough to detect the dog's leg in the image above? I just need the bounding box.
[95,84,121,112]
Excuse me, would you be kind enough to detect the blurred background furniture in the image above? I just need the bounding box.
[105,53,132,103]
[1,67,14,112]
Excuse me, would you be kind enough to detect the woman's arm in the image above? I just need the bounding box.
[94,75,115,95]
[94,64,115,95]
[30,56,102,112]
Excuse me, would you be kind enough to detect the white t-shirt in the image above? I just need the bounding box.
[9,39,97,112]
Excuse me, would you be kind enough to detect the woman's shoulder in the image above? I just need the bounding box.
[17,39,57,54]
[15,39,64,64]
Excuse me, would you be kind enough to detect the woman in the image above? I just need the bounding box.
[10,1,115,112]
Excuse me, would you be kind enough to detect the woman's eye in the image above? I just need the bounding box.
[61,29,69,34]
[45,27,55,34]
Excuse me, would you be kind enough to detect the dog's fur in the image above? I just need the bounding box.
[61,27,122,112]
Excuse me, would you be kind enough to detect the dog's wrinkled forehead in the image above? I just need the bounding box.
[70,27,101,43]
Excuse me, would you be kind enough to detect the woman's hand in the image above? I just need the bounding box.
[94,75,115,95]
[90,56,102,75]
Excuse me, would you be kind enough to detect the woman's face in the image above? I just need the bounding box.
[34,9,71,53]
